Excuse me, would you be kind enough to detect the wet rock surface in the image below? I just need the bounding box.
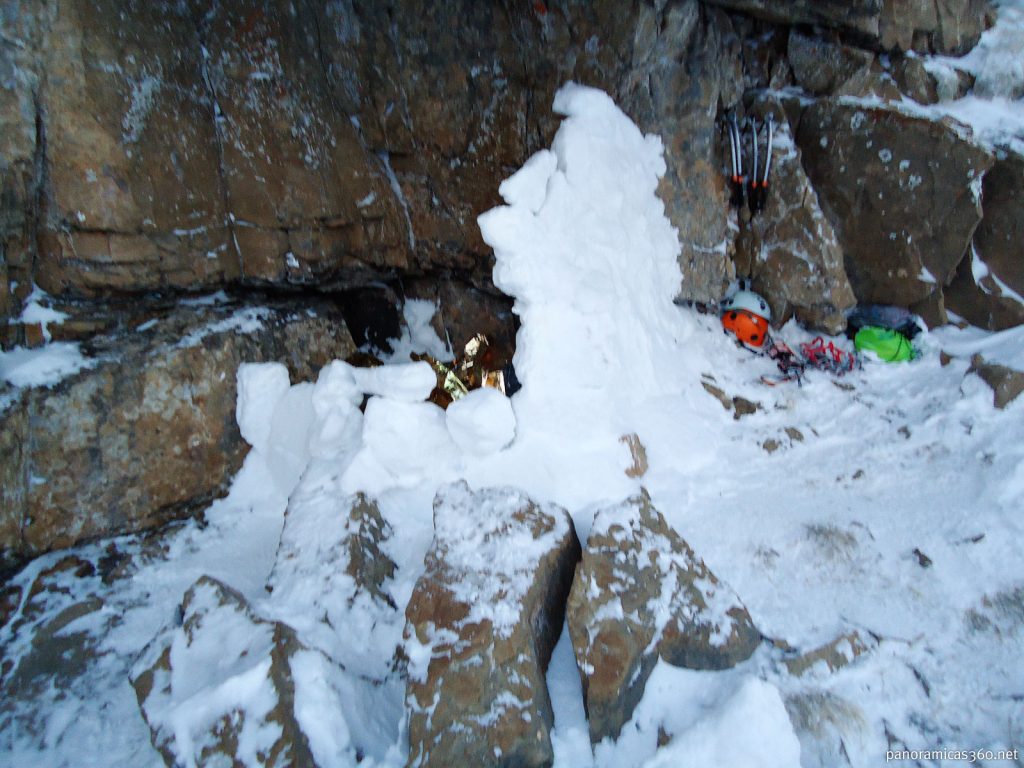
[403,482,580,768]
[0,299,353,573]
[567,490,762,744]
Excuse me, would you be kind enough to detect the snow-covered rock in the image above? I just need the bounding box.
[567,490,762,744]
[131,576,320,768]
[267,490,400,672]
[404,482,580,768]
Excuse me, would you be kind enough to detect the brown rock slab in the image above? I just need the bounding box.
[0,300,354,573]
[797,101,993,318]
[788,30,874,96]
[567,490,761,744]
[404,482,580,768]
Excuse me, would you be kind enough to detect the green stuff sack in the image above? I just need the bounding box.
[854,326,914,362]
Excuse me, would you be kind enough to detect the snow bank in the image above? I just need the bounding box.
[636,668,801,768]
[474,82,702,506]
[480,83,686,412]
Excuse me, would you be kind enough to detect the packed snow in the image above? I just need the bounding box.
[0,341,93,391]
[3,70,1024,768]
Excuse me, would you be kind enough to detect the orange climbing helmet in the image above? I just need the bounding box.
[722,308,770,348]
[721,289,771,348]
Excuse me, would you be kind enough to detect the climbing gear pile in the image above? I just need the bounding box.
[720,288,864,384]
[726,112,774,215]
[800,336,858,375]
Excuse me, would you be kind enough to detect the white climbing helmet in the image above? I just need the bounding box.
[722,289,771,322]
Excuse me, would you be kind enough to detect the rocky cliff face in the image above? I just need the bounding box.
[3,0,1016,339]
[2,0,1020,564]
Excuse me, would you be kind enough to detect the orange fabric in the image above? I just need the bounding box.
[721,309,769,348]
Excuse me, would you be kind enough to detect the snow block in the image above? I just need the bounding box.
[404,482,580,768]
[445,387,517,455]
[567,490,762,744]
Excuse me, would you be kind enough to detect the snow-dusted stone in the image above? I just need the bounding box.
[130,576,317,768]
[796,101,993,320]
[403,482,581,768]
[737,101,855,334]
[567,490,762,744]
[0,301,353,573]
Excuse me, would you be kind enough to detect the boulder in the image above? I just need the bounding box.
[796,101,993,318]
[130,576,317,768]
[891,56,940,104]
[0,300,353,573]
[404,482,580,768]
[969,354,1024,409]
[567,490,761,744]
[944,253,1024,331]
[737,102,856,333]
